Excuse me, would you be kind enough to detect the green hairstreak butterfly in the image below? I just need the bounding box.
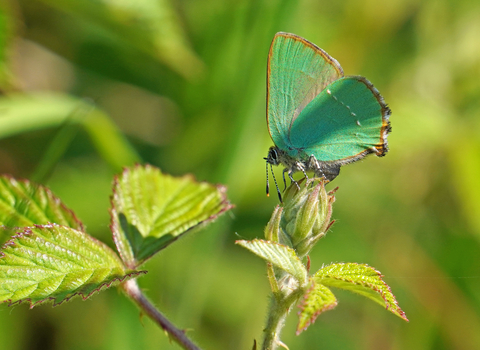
[264,32,391,200]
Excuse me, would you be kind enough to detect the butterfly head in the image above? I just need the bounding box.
[264,146,280,166]
[264,146,284,202]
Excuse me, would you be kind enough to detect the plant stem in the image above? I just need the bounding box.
[121,278,201,350]
[263,297,288,350]
[262,287,304,350]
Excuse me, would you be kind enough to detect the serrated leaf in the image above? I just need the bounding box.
[297,279,337,334]
[0,175,84,245]
[111,165,233,267]
[314,263,408,321]
[0,224,144,307]
[236,239,308,285]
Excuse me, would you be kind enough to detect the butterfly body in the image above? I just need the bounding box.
[266,145,341,182]
[265,32,391,191]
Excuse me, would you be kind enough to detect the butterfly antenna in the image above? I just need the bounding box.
[270,164,283,202]
[265,161,270,197]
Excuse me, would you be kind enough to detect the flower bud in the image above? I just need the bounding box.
[278,178,335,258]
[264,205,283,242]
[264,205,293,247]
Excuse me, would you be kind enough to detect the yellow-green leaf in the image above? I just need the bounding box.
[314,263,408,321]
[0,224,144,307]
[297,279,337,334]
[236,239,308,285]
[111,165,232,268]
[0,175,84,245]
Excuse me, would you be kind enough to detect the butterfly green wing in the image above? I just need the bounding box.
[267,32,344,151]
[289,76,391,163]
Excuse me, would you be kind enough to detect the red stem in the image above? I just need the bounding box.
[121,279,201,350]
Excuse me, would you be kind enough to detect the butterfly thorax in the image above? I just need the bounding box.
[266,146,341,182]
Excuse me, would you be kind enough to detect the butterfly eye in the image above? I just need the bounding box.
[267,147,278,165]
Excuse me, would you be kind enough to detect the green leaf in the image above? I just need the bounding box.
[297,279,337,334]
[0,224,144,307]
[314,263,408,321]
[111,165,233,268]
[236,239,308,285]
[0,175,84,245]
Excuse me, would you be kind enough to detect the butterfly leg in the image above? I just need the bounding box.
[288,171,301,190]
[282,169,288,191]
[299,162,309,180]
[292,162,308,189]
[307,156,325,179]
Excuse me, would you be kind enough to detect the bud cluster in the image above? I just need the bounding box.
[265,178,335,258]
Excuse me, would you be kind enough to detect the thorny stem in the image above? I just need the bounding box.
[122,279,201,350]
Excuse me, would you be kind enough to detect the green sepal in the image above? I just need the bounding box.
[236,239,308,285]
[313,263,408,321]
[264,206,283,242]
[297,279,337,334]
[0,224,145,308]
[111,164,233,268]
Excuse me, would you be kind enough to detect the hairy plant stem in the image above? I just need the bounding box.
[262,279,306,350]
[122,278,201,350]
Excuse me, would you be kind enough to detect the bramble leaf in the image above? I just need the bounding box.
[111,165,232,268]
[0,175,84,245]
[0,224,144,307]
[297,279,337,334]
[313,263,408,321]
[236,239,308,285]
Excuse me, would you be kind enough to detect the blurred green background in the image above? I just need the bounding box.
[1,0,480,349]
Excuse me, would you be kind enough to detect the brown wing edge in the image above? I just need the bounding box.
[318,75,391,168]
[266,32,345,136]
